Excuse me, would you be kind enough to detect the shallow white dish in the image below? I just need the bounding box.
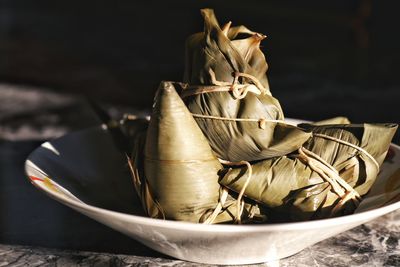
[25,123,400,265]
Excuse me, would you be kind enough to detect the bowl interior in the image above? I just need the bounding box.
[26,125,400,218]
[24,124,400,264]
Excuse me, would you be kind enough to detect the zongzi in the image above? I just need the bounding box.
[182,9,311,162]
[219,123,398,221]
[126,9,398,225]
[142,81,222,222]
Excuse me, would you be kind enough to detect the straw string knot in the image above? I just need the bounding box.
[296,146,362,215]
[180,69,270,99]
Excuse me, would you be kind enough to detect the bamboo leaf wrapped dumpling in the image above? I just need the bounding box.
[182,9,311,161]
[219,123,398,221]
[143,81,222,222]
[184,9,269,89]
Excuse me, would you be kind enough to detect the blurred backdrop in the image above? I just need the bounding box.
[1,0,399,122]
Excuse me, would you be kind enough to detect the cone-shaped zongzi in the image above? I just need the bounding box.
[144,81,222,222]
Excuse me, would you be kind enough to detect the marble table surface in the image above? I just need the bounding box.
[1,210,400,267]
[1,84,399,267]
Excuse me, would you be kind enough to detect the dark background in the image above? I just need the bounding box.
[1,0,399,121]
[1,0,399,255]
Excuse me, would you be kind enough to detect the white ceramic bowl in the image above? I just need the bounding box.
[25,124,400,265]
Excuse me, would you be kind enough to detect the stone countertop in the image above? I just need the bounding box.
[1,210,399,267]
[0,84,399,267]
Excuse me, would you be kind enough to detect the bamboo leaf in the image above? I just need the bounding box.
[143,81,222,222]
[220,123,398,221]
